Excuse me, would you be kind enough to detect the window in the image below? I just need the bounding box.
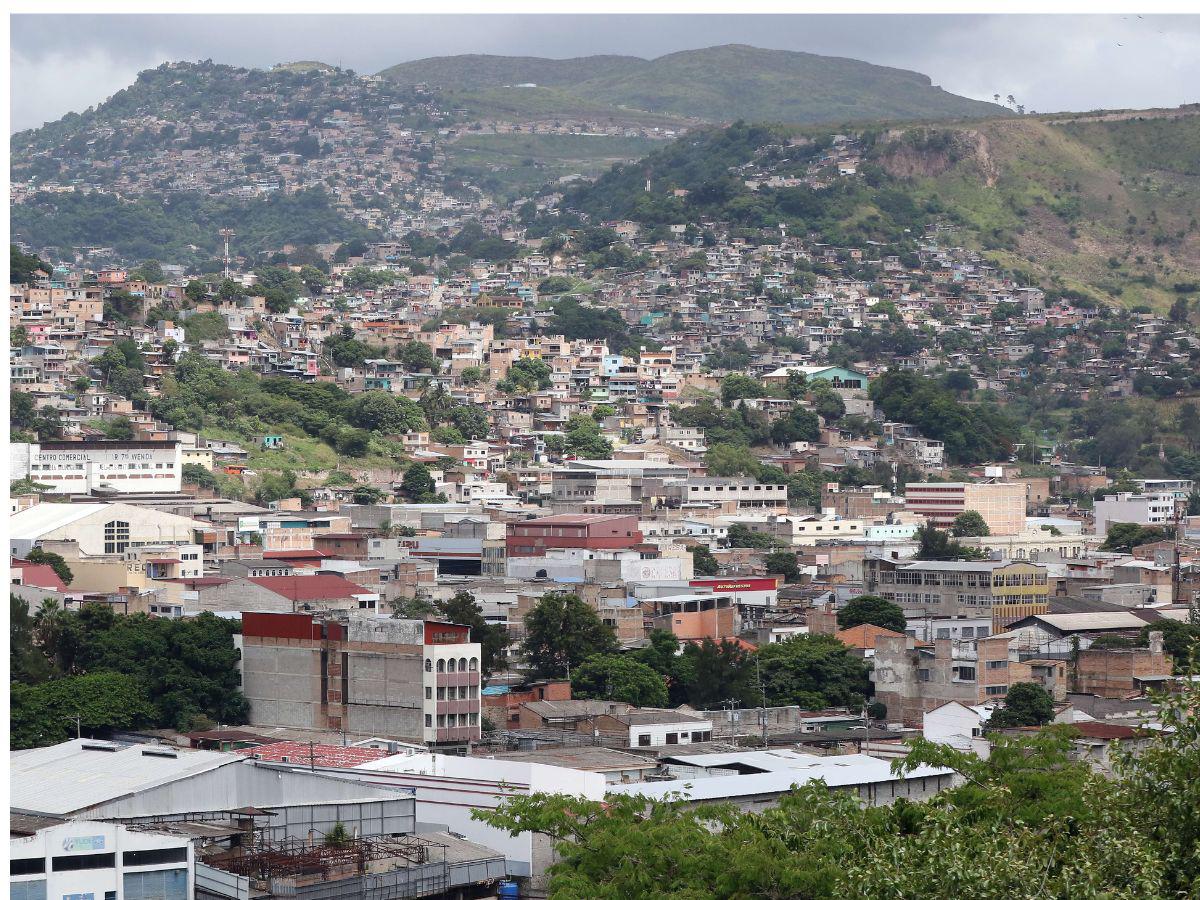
[447,658,456,673]
[437,659,445,673]
[691,731,706,742]
[985,685,1008,696]
[459,657,468,671]
[123,868,188,900]
[665,732,679,745]
[468,658,478,671]
[425,687,432,700]
[104,519,130,554]
[986,660,1008,670]
[123,848,188,867]
[52,852,116,871]
[425,659,433,672]
[425,714,432,727]
[10,858,45,875]
[638,734,651,747]
[10,882,46,900]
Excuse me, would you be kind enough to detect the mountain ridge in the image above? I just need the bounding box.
[380,43,1009,125]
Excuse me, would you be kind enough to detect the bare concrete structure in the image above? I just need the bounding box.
[240,612,481,749]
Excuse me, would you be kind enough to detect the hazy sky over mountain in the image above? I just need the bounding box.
[11,14,1200,132]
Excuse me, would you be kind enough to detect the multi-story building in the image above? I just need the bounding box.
[506,513,644,558]
[1093,483,1193,534]
[666,478,788,514]
[10,440,183,494]
[865,558,1050,632]
[903,481,1026,535]
[239,612,481,749]
[872,633,1068,727]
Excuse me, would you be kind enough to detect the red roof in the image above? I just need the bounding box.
[11,559,67,592]
[249,574,371,601]
[234,741,391,768]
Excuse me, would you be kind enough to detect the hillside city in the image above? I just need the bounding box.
[9,39,1200,900]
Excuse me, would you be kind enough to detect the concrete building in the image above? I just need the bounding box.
[506,513,643,558]
[192,573,382,615]
[1093,488,1191,534]
[11,817,194,900]
[9,502,206,561]
[239,612,482,748]
[872,634,1068,727]
[904,482,1026,535]
[506,546,690,584]
[1074,632,1173,697]
[865,558,1050,632]
[922,701,994,757]
[10,440,183,494]
[666,478,789,513]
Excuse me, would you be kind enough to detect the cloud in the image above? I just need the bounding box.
[11,45,169,132]
[9,14,1200,133]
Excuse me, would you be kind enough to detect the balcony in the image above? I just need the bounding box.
[434,726,479,744]
[437,699,478,715]
[436,672,480,688]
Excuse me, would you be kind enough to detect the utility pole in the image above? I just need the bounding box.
[64,714,82,740]
[755,655,768,748]
[219,228,236,279]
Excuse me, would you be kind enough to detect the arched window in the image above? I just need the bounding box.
[447,658,456,672]
[437,659,445,673]
[104,520,130,554]
[459,657,468,672]
[468,658,478,672]
[424,659,432,672]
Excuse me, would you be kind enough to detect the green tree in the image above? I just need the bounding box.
[951,510,991,537]
[764,550,801,582]
[398,341,439,372]
[688,545,719,576]
[347,391,426,434]
[770,406,821,444]
[914,524,986,561]
[678,637,757,709]
[100,416,134,441]
[836,594,906,633]
[720,374,768,405]
[351,486,386,505]
[460,366,486,386]
[10,245,48,284]
[184,279,208,303]
[436,590,510,677]
[565,415,613,460]
[391,597,439,619]
[131,259,165,283]
[11,672,157,749]
[757,635,871,708]
[25,548,74,586]
[182,462,218,490]
[521,591,618,679]
[726,523,776,549]
[1100,522,1168,553]
[571,655,668,708]
[11,595,55,685]
[987,682,1055,729]
[401,463,442,503]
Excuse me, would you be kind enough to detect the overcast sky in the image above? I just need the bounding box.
[11,14,1200,133]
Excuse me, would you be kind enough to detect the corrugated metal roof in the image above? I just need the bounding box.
[9,503,109,540]
[609,752,951,801]
[9,739,239,815]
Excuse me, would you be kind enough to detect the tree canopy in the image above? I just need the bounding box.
[836,594,906,633]
[521,591,618,679]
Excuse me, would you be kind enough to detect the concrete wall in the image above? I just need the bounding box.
[241,639,323,729]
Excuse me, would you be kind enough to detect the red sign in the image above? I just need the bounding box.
[688,577,779,592]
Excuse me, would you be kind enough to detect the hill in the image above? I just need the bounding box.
[563,111,1200,310]
[381,44,1008,125]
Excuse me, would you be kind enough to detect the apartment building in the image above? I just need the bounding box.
[239,612,481,749]
[872,634,1067,727]
[506,513,644,558]
[865,558,1050,631]
[903,481,1026,535]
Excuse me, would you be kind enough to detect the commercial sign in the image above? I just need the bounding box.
[62,835,106,852]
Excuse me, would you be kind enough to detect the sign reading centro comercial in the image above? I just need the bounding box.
[62,834,106,852]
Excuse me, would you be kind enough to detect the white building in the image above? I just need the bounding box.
[506,547,689,583]
[351,753,606,879]
[10,441,183,494]
[609,748,955,811]
[1093,490,1189,534]
[923,701,995,757]
[10,818,194,900]
[9,502,207,561]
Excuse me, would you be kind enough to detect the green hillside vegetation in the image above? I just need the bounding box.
[566,113,1200,311]
[10,187,377,264]
[384,44,1007,125]
[445,132,665,200]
